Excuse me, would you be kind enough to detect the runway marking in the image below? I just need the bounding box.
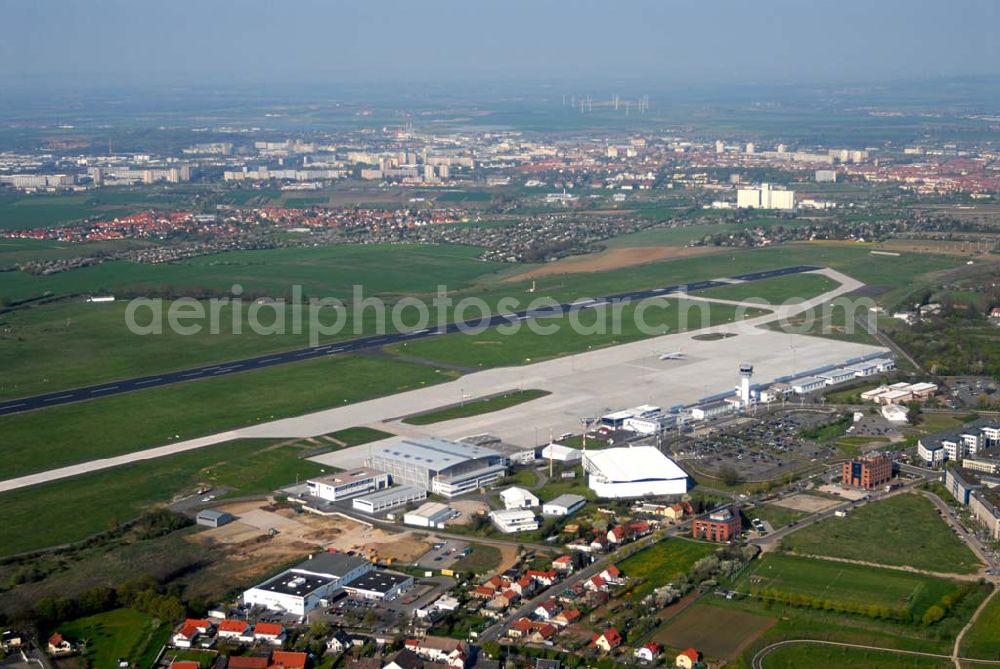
[91,385,119,394]
[0,402,26,410]
[136,378,162,385]
[44,394,73,402]
[181,371,203,378]
[257,357,280,364]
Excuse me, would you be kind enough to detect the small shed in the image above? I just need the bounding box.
[196,509,234,528]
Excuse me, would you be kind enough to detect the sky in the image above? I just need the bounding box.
[2,0,999,89]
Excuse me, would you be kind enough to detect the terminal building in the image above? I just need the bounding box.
[582,446,688,498]
[367,437,508,498]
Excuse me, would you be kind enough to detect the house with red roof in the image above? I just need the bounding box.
[584,575,606,591]
[606,526,626,544]
[227,657,270,669]
[269,651,308,669]
[634,643,661,662]
[404,636,468,669]
[675,648,700,669]
[253,623,285,644]
[46,633,73,656]
[172,624,200,649]
[551,555,574,573]
[600,566,623,584]
[218,619,251,639]
[533,598,561,620]
[591,628,622,652]
[526,570,558,586]
[551,609,580,628]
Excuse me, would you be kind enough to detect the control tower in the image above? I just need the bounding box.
[738,363,754,405]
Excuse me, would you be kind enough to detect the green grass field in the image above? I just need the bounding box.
[743,553,960,616]
[326,426,394,446]
[0,438,328,557]
[57,608,170,669]
[697,273,838,304]
[616,538,718,600]
[747,504,807,530]
[402,389,549,424]
[0,354,455,480]
[385,298,766,369]
[780,494,982,574]
[451,544,502,575]
[959,590,1000,660]
[0,242,506,303]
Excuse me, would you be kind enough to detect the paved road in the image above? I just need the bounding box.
[0,265,818,417]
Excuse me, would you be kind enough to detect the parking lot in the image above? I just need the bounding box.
[674,409,844,482]
[415,539,470,569]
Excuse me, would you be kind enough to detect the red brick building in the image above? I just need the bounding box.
[692,506,741,542]
[842,454,892,489]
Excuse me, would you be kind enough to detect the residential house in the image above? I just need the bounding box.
[404,636,469,669]
[527,624,557,644]
[253,623,285,645]
[584,575,607,592]
[269,652,308,669]
[551,609,581,628]
[634,643,661,663]
[675,648,700,669]
[551,555,574,574]
[47,633,73,656]
[227,657,269,669]
[217,620,250,640]
[607,526,626,544]
[599,566,623,585]
[591,628,622,652]
[533,599,560,620]
[326,630,353,654]
[526,570,558,587]
[385,649,426,669]
[172,624,200,649]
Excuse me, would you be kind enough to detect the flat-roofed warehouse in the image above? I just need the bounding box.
[583,446,688,498]
[343,570,414,600]
[352,485,427,514]
[367,436,508,498]
[306,467,390,502]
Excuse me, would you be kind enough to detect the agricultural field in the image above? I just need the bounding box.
[57,607,171,669]
[0,438,328,557]
[651,603,775,663]
[0,354,456,480]
[741,553,961,618]
[616,538,718,601]
[780,494,982,574]
[401,389,549,425]
[959,591,1000,660]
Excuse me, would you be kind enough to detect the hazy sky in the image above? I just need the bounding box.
[3,0,999,88]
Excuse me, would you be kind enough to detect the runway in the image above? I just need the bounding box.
[0,264,817,417]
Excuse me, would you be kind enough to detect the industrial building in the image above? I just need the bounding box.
[540,443,582,463]
[542,494,587,517]
[500,487,539,510]
[367,437,508,497]
[306,468,390,502]
[242,553,374,616]
[351,485,427,514]
[489,509,539,534]
[342,571,414,601]
[841,454,893,489]
[582,446,688,498]
[404,502,455,528]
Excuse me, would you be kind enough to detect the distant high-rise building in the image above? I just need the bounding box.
[736,183,794,210]
[745,142,755,155]
[815,169,837,183]
[715,140,725,154]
